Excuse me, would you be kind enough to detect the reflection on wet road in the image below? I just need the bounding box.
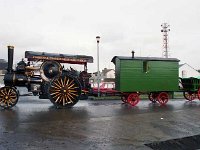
[0,96,200,150]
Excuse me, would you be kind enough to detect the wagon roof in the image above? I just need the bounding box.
[25,51,93,64]
[111,56,180,64]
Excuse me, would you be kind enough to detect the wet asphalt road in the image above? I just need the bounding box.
[1,97,200,150]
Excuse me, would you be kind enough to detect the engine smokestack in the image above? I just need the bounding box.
[7,46,14,73]
[131,51,135,58]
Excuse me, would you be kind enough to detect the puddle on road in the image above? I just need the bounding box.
[145,134,200,150]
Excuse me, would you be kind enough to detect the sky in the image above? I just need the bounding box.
[0,0,200,72]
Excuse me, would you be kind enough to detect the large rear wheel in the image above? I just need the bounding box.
[0,86,19,109]
[48,75,81,108]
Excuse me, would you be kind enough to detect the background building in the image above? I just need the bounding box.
[179,63,200,78]
[90,68,115,87]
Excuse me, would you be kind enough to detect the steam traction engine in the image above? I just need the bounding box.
[0,46,93,109]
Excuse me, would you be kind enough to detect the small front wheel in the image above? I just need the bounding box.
[0,86,19,109]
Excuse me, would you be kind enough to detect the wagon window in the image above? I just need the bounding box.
[143,61,149,73]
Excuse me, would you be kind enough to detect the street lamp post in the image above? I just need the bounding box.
[96,36,100,97]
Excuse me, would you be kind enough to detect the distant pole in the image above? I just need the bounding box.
[96,36,100,97]
[161,23,170,58]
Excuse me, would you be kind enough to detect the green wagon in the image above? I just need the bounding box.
[111,55,200,106]
[181,77,200,101]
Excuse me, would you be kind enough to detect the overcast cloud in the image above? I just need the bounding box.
[0,0,200,72]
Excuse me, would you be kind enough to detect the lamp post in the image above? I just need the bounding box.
[96,36,100,97]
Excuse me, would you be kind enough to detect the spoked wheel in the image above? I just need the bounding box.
[0,86,19,109]
[197,89,200,100]
[49,75,81,108]
[148,92,157,103]
[157,92,169,105]
[127,93,140,106]
[121,94,128,103]
[183,91,196,101]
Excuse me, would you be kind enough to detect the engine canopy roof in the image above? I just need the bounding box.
[25,51,93,65]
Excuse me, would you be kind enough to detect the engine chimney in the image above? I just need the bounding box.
[7,46,14,73]
[131,51,135,58]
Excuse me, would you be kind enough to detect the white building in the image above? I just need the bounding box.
[179,63,200,78]
[102,68,115,79]
[90,68,115,86]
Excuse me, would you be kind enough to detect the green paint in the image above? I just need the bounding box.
[113,57,179,93]
[181,77,200,91]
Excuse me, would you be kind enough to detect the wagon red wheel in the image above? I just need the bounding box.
[157,92,169,105]
[148,93,157,103]
[127,93,140,106]
[0,86,19,109]
[197,89,200,100]
[49,75,81,108]
[183,91,196,101]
